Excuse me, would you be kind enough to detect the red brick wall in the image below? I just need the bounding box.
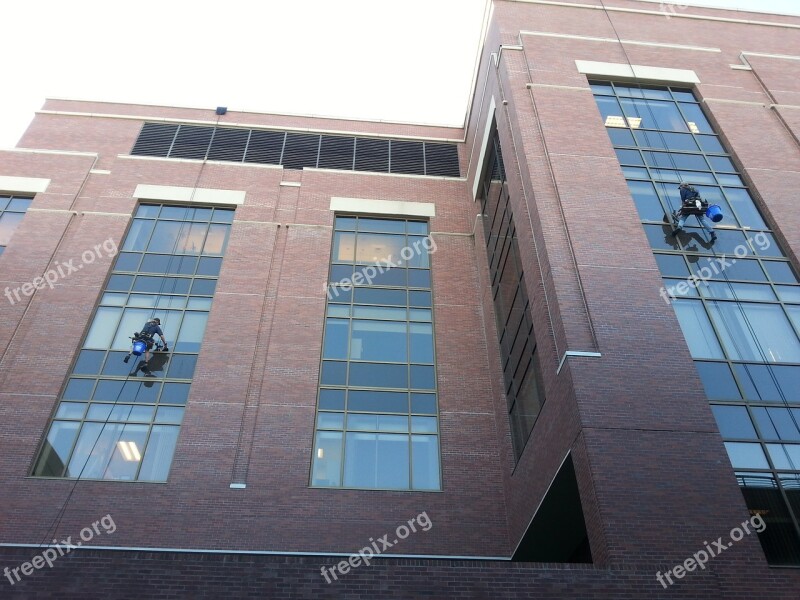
[2,1,800,597]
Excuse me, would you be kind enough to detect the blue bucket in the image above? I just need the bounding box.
[706,204,723,223]
[132,340,147,356]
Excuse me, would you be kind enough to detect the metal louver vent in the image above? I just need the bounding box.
[355,138,390,173]
[424,143,460,177]
[245,130,285,164]
[282,133,321,170]
[130,123,460,177]
[318,135,355,170]
[170,126,214,159]
[131,123,178,156]
[390,141,424,175]
[207,128,249,162]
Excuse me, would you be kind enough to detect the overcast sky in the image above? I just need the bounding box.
[1,0,797,149]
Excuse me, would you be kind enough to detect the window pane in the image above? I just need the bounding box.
[764,261,798,284]
[734,363,782,402]
[122,219,155,251]
[595,96,624,124]
[166,354,197,379]
[411,393,437,414]
[317,412,345,429]
[410,323,434,363]
[155,406,184,424]
[175,312,208,352]
[333,232,356,262]
[766,444,800,470]
[410,365,436,389]
[355,233,405,265]
[203,224,229,255]
[708,302,800,363]
[723,188,767,229]
[348,390,408,413]
[353,288,406,306]
[616,149,644,165]
[608,128,635,146]
[319,389,346,410]
[351,320,406,362]
[138,425,180,482]
[724,442,769,469]
[671,300,724,359]
[33,422,80,477]
[343,432,409,489]
[655,254,689,278]
[679,102,713,134]
[161,382,190,405]
[621,98,688,132]
[754,408,800,441]
[56,402,87,419]
[696,135,724,153]
[699,282,775,302]
[352,305,406,320]
[627,180,667,221]
[349,363,407,388]
[323,318,350,359]
[311,431,343,486]
[412,434,440,490]
[321,361,347,386]
[695,361,740,399]
[73,350,105,375]
[84,307,123,349]
[711,405,756,438]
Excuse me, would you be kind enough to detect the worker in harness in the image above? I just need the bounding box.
[672,182,717,241]
[123,317,168,375]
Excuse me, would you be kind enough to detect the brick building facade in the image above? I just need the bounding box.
[1,1,800,597]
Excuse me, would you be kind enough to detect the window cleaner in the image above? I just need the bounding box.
[671,182,719,241]
[123,317,169,375]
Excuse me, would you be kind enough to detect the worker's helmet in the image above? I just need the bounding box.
[153,318,161,324]
[679,182,691,188]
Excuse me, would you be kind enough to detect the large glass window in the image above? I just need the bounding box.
[32,204,233,482]
[311,216,441,490]
[0,195,33,255]
[592,81,800,565]
[477,128,545,460]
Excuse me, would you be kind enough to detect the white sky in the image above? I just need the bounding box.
[0,0,797,149]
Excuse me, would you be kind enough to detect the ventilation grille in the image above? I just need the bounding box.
[131,123,460,177]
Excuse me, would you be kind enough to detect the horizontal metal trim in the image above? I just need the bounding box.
[521,30,721,53]
[0,147,98,157]
[741,51,800,61]
[118,154,283,170]
[307,167,466,182]
[0,543,510,562]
